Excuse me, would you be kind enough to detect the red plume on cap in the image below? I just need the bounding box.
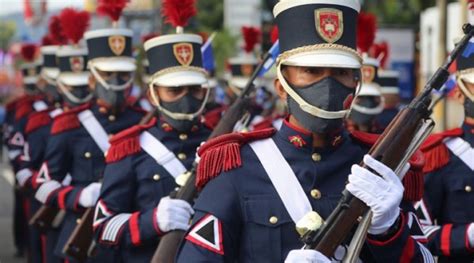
[97,0,128,22]
[141,33,160,43]
[242,26,261,53]
[41,35,55,46]
[48,15,67,45]
[372,41,389,68]
[59,8,90,45]
[270,26,279,44]
[161,0,196,29]
[21,44,38,62]
[356,12,376,53]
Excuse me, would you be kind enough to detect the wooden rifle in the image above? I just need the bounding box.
[299,24,474,261]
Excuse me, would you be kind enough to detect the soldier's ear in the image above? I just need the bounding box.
[274,78,288,101]
[453,86,466,105]
[88,75,96,90]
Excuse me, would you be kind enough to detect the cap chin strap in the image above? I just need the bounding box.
[277,63,360,120]
[89,63,135,91]
[57,80,93,104]
[457,77,474,102]
[351,99,385,115]
[40,72,57,86]
[148,83,210,121]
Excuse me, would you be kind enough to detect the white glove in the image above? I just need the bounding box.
[35,180,61,204]
[285,250,330,263]
[16,168,33,187]
[468,223,474,248]
[346,154,405,235]
[78,182,102,208]
[156,196,194,232]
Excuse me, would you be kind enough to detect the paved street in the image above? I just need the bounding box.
[0,157,26,263]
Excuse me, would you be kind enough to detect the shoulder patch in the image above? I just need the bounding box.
[185,214,224,255]
[50,103,91,135]
[25,110,52,134]
[420,128,463,173]
[106,118,157,163]
[196,128,276,189]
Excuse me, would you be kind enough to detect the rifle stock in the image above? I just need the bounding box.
[301,24,474,258]
[151,49,273,263]
[29,205,65,233]
[63,208,94,262]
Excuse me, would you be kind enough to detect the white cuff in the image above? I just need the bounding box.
[16,169,33,187]
[35,180,61,204]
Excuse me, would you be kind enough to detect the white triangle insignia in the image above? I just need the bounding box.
[93,200,112,229]
[9,132,24,146]
[186,214,224,255]
[35,163,51,184]
[414,200,433,226]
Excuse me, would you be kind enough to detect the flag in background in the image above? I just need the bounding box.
[258,40,279,77]
[201,32,216,73]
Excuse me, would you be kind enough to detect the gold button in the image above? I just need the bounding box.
[179,134,188,141]
[466,185,472,192]
[311,153,321,162]
[310,189,321,199]
[153,174,160,181]
[269,216,278,224]
[108,115,116,122]
[76,218,82,224]
[84,152,91,158]
[178,153,186,160]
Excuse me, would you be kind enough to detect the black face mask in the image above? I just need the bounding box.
[465,98,474,118]
[44,83,62,104]
[25,83,38,95]
[161,93,204,132]
[94,74,130,110]
[349,97,379,126]
[287,77,353,134]
[63,85,91,107]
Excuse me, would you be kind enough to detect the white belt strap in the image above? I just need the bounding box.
[249,138,312,223]
[139,131,187,178]
[444,137,474,170]
[49,108,63,118]
[33,101,48,111]
[78,110,110,153]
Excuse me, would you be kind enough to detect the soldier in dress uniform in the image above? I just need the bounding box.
[417,38,474,262]
[92,20,215,262]
[177,1,433,262]
[16,9,93,263]
[32,14,146,261]
[6,43,46,258]
[375,70,401,130]
[346,56,385,133]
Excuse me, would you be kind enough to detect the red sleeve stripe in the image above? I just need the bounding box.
[152,207,163,236]
[367,212,406,246]
[58,186,74,209]
[129,212,141,246]
[440,224,453,256]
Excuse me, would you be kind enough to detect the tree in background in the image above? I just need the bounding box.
[0,22,16,51]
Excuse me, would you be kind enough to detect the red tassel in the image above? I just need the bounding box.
[372,42,389,68]
[20,44,38,62]
[97,0,128,22]
[196,128,276,189]
[161,0,196,28]
[25,111,51,134]
[356,12,377,53]
[48,15,67,45]
[51,113,80,135]
[15,101,33,121]
[242,26,261,53]
[202,106,226,130]
[106,136,141,163]
[349,130,380,146]
[420,128,463,173]
[41,35,55,46]
[106,118,157,163]
[59,8,90,44]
